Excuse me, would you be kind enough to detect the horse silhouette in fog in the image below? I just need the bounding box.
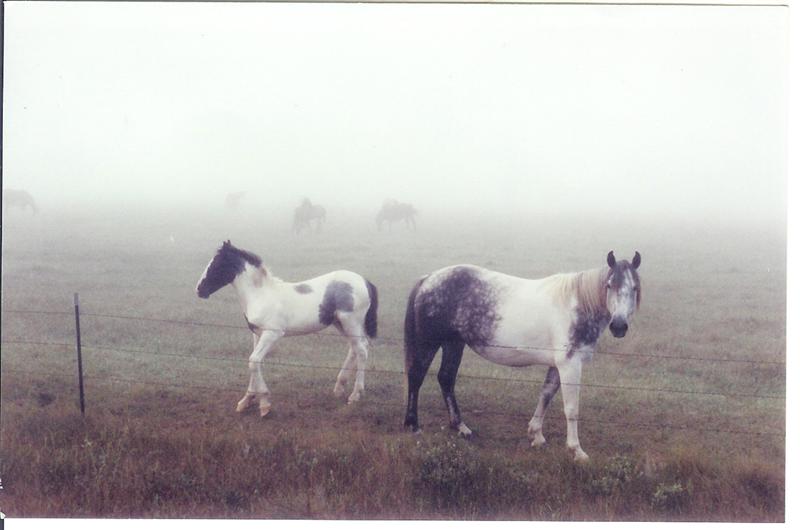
[3,189,38,215]
[225,191,246,210]
[376,199,416,231]
[293,198,326,234]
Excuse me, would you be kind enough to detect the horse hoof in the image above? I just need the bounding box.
[236,397,255,413]
[347,392,361,404]
[531,435,546,448]
[333,383,346,398]
[456,423,473,439]
[259,404,272,417]
[572,448,590,462]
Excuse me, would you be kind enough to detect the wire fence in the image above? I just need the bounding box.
[0,304,786,439]
[2,308,787,365]
[0,338,785,400]
[0,364,783,439]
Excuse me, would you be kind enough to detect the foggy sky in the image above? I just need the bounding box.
[2,2,788,223]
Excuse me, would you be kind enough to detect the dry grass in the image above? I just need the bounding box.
[0,207,785,520]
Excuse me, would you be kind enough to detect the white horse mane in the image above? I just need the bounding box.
[544,268,609,315]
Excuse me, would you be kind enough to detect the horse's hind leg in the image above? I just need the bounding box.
[528,367,561,447]
[348,336,369,404]
[438,340,471,438]
[338,318,369,404]
[404,341,439,433]
[334,345,356,398]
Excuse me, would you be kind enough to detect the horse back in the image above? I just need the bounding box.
[409,265,571,359]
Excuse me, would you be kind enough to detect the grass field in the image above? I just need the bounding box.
[0,206,786,520]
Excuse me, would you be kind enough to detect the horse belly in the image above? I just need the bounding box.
[472,344,553,367]
[473,305,563,366]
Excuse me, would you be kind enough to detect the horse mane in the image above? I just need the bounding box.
[545,268,609,315]
[228,245,263,268]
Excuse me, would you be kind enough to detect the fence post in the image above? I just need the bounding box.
[74,293,85,416]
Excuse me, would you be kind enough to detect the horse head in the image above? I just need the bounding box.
[196,240,247,298]
[604,251,641,338]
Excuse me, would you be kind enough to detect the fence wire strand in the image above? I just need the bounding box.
[0,305,787,440]
[1,366,783,438]
[1,338,785,400]
[2,308,787,366]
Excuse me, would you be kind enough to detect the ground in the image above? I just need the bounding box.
[0,206,786,520]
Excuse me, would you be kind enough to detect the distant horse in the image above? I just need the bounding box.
[376,199,416,231]
[403,251,641,461]
[293,198,327,234]
[196,241,378,416]
[3,189,38,215]
[225,191,246,210]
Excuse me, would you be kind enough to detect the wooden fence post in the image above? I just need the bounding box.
[74,293,85,415]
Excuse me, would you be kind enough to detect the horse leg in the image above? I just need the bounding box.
[333,345,356,398]
[348,336,369,404]
[528,367,561,447]
[237,330,283,417]
[236,332,262,411]
[404,340,439,433]
[335,318,369,403]
[557,359,589,461]
[438,340,471,437]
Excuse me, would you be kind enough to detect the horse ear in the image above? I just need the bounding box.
[223,240,231,248]
[607,251,616,268]
[632,251,641,269]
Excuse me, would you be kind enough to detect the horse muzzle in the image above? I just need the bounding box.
[609,319,628,338]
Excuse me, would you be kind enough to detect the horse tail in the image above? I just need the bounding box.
[404,276,426,373]
[364,279,379,338]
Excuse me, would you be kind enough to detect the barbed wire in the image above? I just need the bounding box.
[1,358,779,429]
[1,339,786,400]
[1,366,783,438]
[2,308,786,366]
[1,339,74,349]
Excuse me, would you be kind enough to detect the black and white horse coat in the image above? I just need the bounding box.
[196,241,378,416]
[403,251,641,461]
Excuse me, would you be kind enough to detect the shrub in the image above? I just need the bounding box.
[414,440,483,509]
[651,481,692,513]
[588,455,638,497]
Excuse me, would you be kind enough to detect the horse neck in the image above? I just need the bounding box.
[572,267,611,317]
[230,264,276,309]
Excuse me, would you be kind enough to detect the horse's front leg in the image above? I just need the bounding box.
[237,330,283,417]
[528,366,561,447]
[557,357,589,462]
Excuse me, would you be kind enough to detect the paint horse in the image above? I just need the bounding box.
[196,241,378,416]
[403,251,641,461]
